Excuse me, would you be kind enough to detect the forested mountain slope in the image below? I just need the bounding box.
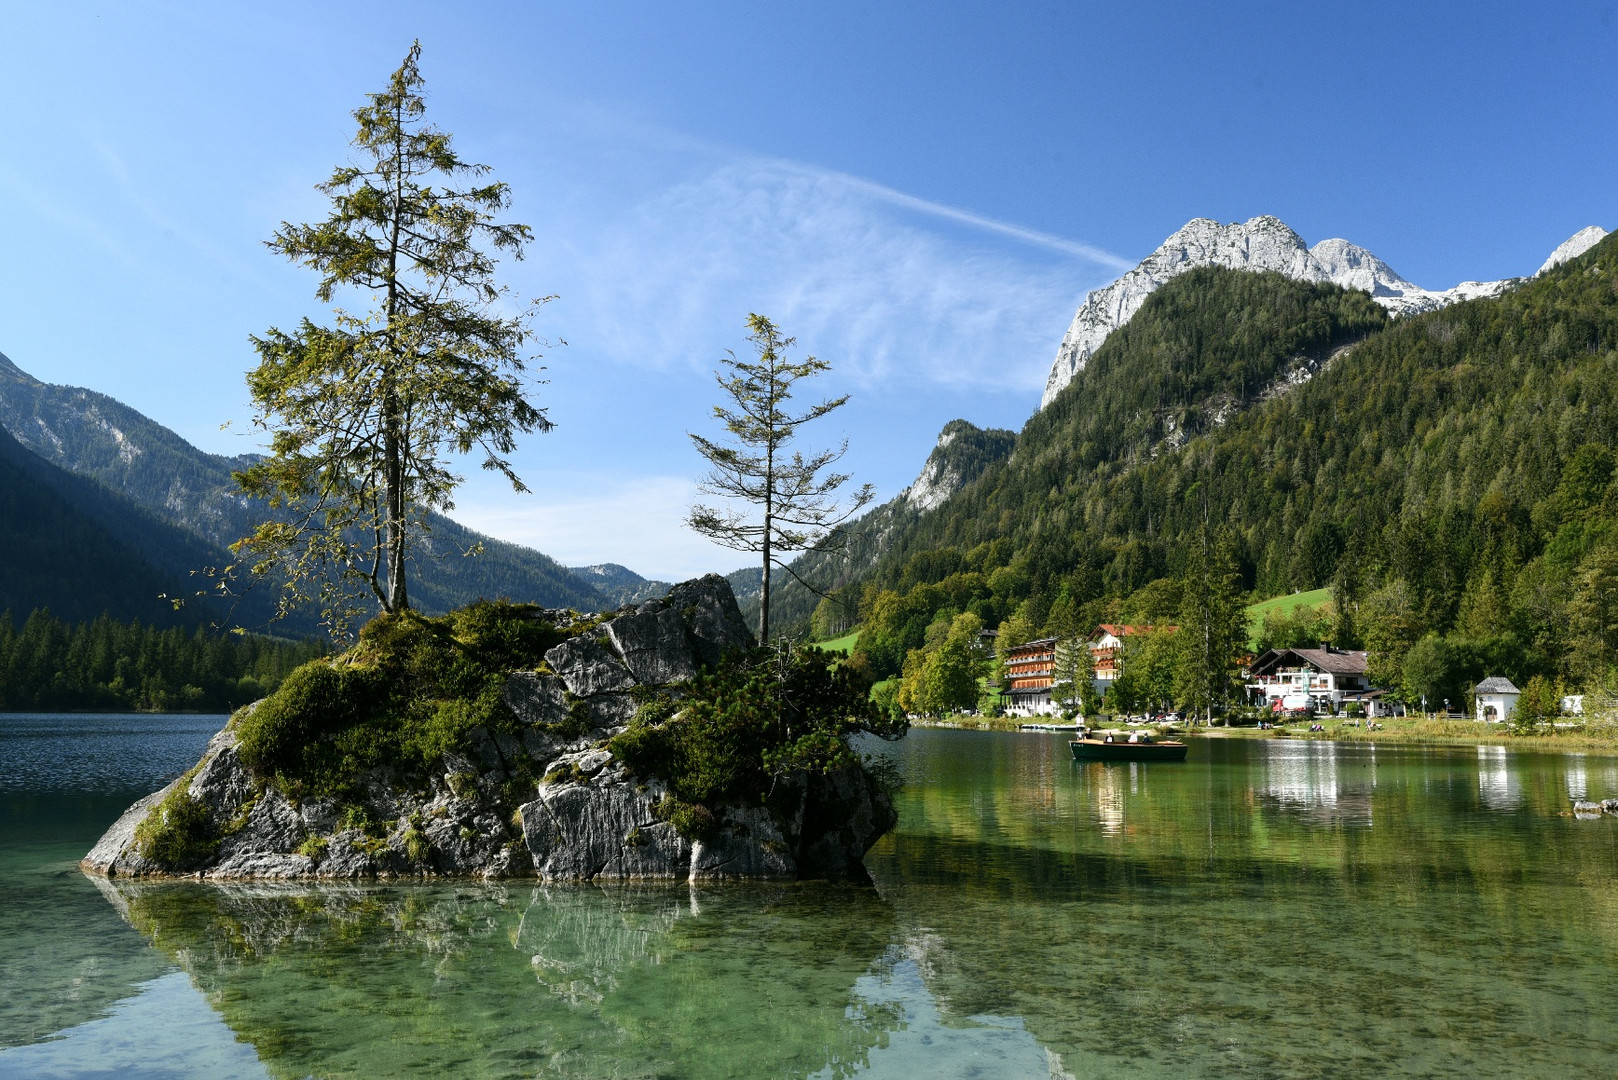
[738,418,1017,635]
[842,234,1618,696]
[0,424,223,626]
[0,352,608,615]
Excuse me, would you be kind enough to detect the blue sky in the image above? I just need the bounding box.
[1,2,1613,579]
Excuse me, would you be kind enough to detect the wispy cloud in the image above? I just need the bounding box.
[539,151,1126,394]
[807,164,1135,270]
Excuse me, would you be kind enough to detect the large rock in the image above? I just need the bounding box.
[80,574,885,885]
[545,635,636,697]
[517,759,891,885]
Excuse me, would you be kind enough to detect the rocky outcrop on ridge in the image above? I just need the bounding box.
[1040,216,1607,409]
[82,574,897,884]
[903,420,1017,512]
[1538,226,1610,275]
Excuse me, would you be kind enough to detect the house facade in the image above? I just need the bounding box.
[1475,677,1520,723]
[1002,637,1058,716]
[1247,646,1370,712]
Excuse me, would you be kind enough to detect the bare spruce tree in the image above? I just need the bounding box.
[231,42,552,637]
[687,315,873,642]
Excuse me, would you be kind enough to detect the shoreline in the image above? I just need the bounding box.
[909,715,1618,754]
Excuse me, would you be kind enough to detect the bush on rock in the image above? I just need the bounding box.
[608,645,907,823]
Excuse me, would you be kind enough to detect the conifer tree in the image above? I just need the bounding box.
[1174,522,1247,723]
[232,42,551,636]
[688,315,872,642]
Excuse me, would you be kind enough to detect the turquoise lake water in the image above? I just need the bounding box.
[4,714,1618,1077]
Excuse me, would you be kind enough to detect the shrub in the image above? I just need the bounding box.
[133,782,219,869]
[652,793,719,841]
[609,645,907,813]
[233,603,572,796]
[235,661,381,777]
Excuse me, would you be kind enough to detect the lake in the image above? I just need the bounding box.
[4,715,1618,1078]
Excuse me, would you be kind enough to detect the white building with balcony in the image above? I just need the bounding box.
[1247,646,1371,712]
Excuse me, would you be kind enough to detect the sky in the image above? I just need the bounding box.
[0,2,1614,581]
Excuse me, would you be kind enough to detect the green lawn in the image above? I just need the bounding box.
[1245,587,1333,647]
[814,629,860,655]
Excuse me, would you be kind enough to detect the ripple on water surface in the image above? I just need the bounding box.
[5,720,1618,1077]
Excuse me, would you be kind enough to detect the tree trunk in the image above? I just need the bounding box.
[759,512,771,643]
[384,423,407,613]
[381,102,408,614]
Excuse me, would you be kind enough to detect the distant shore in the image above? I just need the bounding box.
[909,714,1618,753]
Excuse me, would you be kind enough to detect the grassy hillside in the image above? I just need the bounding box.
[814,630,860,655]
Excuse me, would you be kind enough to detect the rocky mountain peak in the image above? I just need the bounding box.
[903,419,1016,512]
[1538,226,1610,275]
[1040,217,1607,410]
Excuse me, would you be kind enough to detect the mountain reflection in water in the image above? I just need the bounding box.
[9,719,1618,1077]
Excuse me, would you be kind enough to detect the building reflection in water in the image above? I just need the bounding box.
[1477,745,1523,811]
[1566,754,1588,802]
[1256,740,1376,827]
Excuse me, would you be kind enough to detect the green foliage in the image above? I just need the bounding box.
[687,314,873,642]
[233,42,551,634]
[1512,675,1563,734]
[652,793,720,841]
[0,608,322,713]
[608,645,904,816]
[1253,601,1335,651]
[1173,527,1248,721]
[777,239,1618,696]
[133,777,219,870]
[233,600,566,796]
[897,611,985,716]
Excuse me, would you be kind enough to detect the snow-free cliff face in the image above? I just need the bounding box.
[1039,216,1604,410]
[903,420,1016,512]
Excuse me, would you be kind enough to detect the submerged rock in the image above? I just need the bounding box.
[82,574,898,884]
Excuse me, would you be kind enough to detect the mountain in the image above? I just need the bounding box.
[566,564,672,607]
[0,352,609,618]
[0,423,223,626]
[1040,216,1604,408]
[837,232,1618,691]
[1538,226,1610,275]
[727,419,1018,635]
[903,420,1018,513]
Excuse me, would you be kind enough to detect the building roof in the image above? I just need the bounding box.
[1094,623,1176,638]
[1249,646,1368,677]
[1475,677,1520,694]
[1004,637,1057,655]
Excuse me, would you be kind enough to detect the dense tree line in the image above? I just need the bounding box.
[0,609,324,713]
[840,236,1618,707]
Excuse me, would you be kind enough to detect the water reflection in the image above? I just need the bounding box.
[1256,740,1376,827]
[16,725,1618,1077]
[96,879,905,1080]
[1478,744,1523,810]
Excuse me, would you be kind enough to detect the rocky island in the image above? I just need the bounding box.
[83,575,902,883]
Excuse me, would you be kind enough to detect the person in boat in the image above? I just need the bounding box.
[1127,730,1140,743]
[1103,733,1115,743]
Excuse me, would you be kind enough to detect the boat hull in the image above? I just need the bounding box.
[1069,739,1188,762]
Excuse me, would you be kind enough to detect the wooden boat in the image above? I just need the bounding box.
[1069,736,1188,762]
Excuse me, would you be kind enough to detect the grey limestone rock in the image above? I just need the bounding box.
[606,603,697,685]
[662,573,754,667]
[502,671,570,725]
[520,763,693,880]
[83,573,886,884]
[545,635,636,697]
